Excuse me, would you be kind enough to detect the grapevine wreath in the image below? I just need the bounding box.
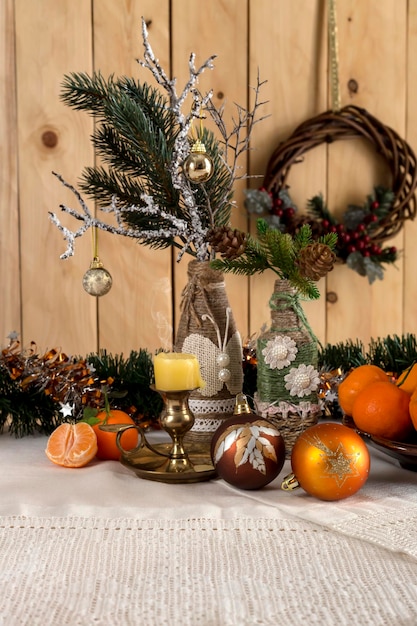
[245,105,417,283]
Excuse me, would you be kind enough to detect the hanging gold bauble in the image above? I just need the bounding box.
[183,139,214,183]
[82,258,113,297]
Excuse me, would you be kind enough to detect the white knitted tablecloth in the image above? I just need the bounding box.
[1,434,417,625]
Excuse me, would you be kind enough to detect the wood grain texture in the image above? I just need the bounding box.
[2,0,417,358]
[171,0,249,341]
[325,0,406,346]
[93,0,172,354]
[248,0,328,342]
[15,0,96,353]
[0,0,20,345]
[405,0,417,333]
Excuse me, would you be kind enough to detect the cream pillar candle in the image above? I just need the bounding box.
[153,352,206,391]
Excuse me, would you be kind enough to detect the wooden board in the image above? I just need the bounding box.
[93,0,172,354]
[405,0,417,334]
[14,0,96,354]
[325,0,407,347]
[248,0,328,343]
[0,0,20,347]
[171,0,249,341]
[3,0,417,360]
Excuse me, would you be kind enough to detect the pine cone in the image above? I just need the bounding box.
[296,242,336,281]
[207,226,247,259]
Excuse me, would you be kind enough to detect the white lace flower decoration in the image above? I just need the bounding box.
[262,335,298,370]
[284,363,321,398]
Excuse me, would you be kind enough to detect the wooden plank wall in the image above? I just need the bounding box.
[1,0,416,358]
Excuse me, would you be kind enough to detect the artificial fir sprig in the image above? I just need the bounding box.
[211,218,337,299]
[318,339,367,371]
[49,18,266,263]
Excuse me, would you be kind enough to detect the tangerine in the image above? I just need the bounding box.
[352,380,413,441]
[45,422,98,468]
[396,363,417,395]
[338,364,388,416]
[93,409,138,460]
[408,388,417,430]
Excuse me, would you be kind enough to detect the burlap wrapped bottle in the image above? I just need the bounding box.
[255,278,321,456]
[174,260,243,445]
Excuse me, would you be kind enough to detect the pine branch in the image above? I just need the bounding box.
[51,18,267,262]
[366,333,417,374]
[211,219,324,299]
[318,333,417,374]
[307,194,335,223]
[318,340,366,371]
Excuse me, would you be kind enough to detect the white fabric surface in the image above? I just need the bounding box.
[1,431,417,625]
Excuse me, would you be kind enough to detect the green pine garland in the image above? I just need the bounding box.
[0,364,61,437]
[85,349,163,421]
[2,334,417,437]
[318,333,417,375]
[0,347,162,437]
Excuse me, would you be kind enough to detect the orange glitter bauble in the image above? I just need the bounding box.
[285,422,370,501]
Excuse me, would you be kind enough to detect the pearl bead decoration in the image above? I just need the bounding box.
[216,352,230,368]
[218,368,231,382]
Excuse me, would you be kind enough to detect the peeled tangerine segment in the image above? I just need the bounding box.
[45,422,98,468]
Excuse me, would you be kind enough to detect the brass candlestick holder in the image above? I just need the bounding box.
[101,387,216,484]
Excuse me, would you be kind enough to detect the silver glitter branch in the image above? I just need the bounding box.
[49,173,188,260]
[138,18,215,261]
[51,18,266,262]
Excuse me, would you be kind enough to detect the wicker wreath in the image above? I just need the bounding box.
[263,105,417,244]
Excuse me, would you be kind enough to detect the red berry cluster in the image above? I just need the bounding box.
[269,196,296,221]
[263,190,397,264]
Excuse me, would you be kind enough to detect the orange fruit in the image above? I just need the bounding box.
[92,409,138,460]
[338,364,388,416]
[396,363,417,395]
[409,388,417,430]
[45,422,98,468]
[352,380,413,441]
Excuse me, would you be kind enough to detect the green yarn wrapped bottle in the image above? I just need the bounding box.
[255,279,321,455]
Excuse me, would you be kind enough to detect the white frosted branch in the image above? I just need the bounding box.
[49,174,191,259]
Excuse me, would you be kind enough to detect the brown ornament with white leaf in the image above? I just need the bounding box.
[210,393,286,490]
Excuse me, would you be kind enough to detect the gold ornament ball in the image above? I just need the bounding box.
[183,140,214,184]
[284,422,370,501]
[82,265,113,297]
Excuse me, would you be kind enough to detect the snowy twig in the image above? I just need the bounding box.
[51,18,267,263]
[49,173,190,260]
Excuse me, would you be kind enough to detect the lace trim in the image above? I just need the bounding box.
[191,417,229,432]
[254,394,321,419]
[189,397,236,414]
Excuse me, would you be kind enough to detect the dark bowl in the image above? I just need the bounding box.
[342,415,417,471]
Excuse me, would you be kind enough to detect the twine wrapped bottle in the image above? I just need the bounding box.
[255,279,321,456]
[174,260,243,444]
